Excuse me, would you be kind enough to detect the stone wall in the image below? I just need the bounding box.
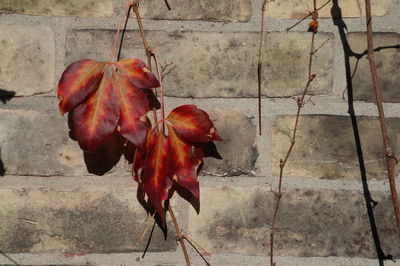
[1,0,400,265]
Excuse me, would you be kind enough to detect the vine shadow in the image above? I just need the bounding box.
[331,1,397,264]
[0,148,5,176]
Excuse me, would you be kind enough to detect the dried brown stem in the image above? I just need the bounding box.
[182,234,211,266]
[131,1,159,131]
[151,51,165,133]
[257,0,268,136]
[364,0,400,234]
[169,205,191,266]
[269,2,317,265]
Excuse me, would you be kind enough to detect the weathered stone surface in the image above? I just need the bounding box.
[347,32,400,102]
[0,25,54,96]
[267,0,391,18]
[0,176,176,253]
[0,109,93,176]
[140,0,251,22]
[189,184,399,257]
[0,0,113,17]
[66,30,333,98]
[265,32,333,97]
[272,115,400,179]
[201,110,258,176]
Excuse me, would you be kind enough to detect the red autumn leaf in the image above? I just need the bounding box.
[132,128,156,182]
[167,125,204,205]
[141,130,172,224]
[57,58,160,152]
[71,67,119,152]
[166,105,223,143]
[58,59,106,115]
[117,58,160,89]
[112,70,148,150]
[308,20,319,33]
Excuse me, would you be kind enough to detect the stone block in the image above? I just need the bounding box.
[201,110,258,176]
[189,184,399,257]
[272,115,400,179]
[66,30,333,98]
[0,25,54,96]
[0,109,89,176]
[139,0,251,22]
[267,0,391,19]
[0,176,176,253]
[0,0,114,17]
[348,32,400,102]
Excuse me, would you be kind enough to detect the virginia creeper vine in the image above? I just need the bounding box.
[269,1,318,265]
[364,0,400,235]
[56,1,219,265]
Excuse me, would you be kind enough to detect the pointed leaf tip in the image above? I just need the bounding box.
[142,131,172,224]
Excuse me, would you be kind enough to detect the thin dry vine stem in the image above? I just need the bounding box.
[169,205,191,266]
[269,1,317,265]
[131,0,159,131]
[364,0,400,234]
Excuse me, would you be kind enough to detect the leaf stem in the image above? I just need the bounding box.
[131,0,159,131]
[169,205,192,266]
[151,50,166,133]
[364,0,400,235]
[109,2,131,62]
[269,1,317,265]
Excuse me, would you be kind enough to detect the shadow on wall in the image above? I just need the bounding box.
[0,149,5,176]
[0,89,16,176]
[0,89,16,104]
[331,0,397,265]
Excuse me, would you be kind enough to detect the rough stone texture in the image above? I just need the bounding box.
[0,0,114,17]
[0,109,95,176]
[0,25,54,96]
[347,32,400,102]
[267,0,391,18]
[201,110,258,176]
[265,32,333,97]
[66,30,333,98]
[0,176,176,253]
[271,115,400,179]
[189,184,399,257]
[139,0,251,22]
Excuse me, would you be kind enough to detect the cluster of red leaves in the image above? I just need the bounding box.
[58,58,222,226]
[133,105,222,223]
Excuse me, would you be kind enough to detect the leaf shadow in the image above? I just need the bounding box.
[332,0,395,264]
[0,89,16,104]
[67,112,130,175]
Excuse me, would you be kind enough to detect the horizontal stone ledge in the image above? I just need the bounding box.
[267,0,391,18]
[0,175,177,253]
[0,0,114,17]
[139,0,251,22]
[0,253,398,266]
[272,115,400,179]
[65,30,333,98]
[188,184,399,258]
[197,175,398,192]
[0,107,256,177]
